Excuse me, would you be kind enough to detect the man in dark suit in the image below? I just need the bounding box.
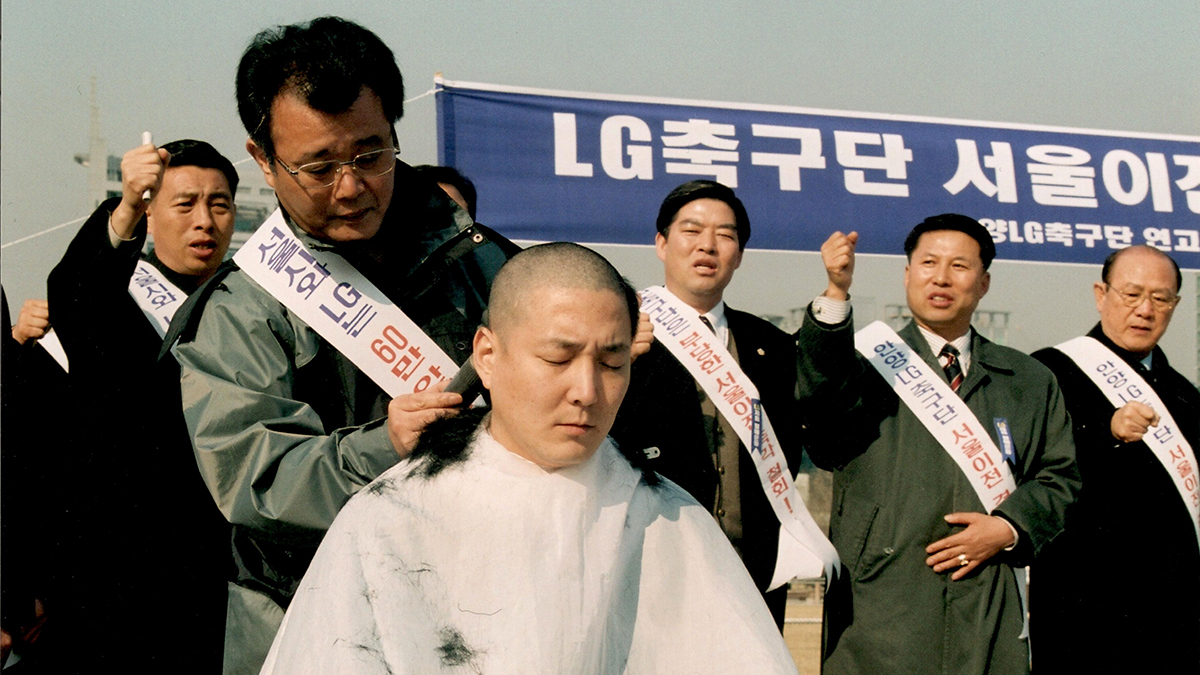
[1032,245,1199,673]
[610,180,804,628]
[43,139,238,671]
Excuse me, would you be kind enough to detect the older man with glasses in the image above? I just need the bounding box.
[170,16,519,672]
[1032,245,1198,673]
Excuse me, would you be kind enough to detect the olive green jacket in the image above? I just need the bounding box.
[797,312,1078,675]
[173,167,517,674]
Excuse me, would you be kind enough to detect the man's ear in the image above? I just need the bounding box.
[246,138,276,189]
[654,231,668,263]
[1093,281,1108,313]
[472,326,497,390]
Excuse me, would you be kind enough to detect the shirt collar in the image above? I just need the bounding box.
[917,324,972,372]
[1087,322,1158,372]
[702,301,730,348]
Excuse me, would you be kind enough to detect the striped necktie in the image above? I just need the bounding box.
[940,343,964,392]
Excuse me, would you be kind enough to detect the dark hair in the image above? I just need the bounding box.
[903,213,996,270]
[655,180,751,250]
[1101,246,1182,294]
[160,139,239,194]
[236,16,404,160]
[413,165,478,219]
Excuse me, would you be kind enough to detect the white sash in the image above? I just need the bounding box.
[26,260,186,373]
[1054,336,1200,547]
[234,209,457,397]
[36,328,70,372]
[128,260,187,338]
[639,286,839,589]
[856,321,1028,640]
[855,321,1018,508]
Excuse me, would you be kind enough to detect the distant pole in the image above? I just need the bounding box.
[87,76,106,210]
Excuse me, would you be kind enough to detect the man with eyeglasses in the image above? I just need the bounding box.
[1031,245,1198,673]
[170,17,518,672]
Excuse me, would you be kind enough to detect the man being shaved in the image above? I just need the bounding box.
[260,243,800,674]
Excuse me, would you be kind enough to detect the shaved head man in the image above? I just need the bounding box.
[474,243,638,469]
[1033,245,1197,673]
[261,243,800,675]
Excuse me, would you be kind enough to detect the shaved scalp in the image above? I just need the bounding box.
[484,242,639,337]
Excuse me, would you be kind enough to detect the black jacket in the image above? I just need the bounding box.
[610,307,804,595]
[1033,325,1200,672]
[44,198,231,672]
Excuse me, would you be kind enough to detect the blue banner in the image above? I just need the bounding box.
[437,79,1200,269]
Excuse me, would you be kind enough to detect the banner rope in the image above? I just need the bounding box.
[2,89,439,251]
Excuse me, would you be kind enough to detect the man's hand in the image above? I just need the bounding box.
[1110,401,1159,443]
[631,310,653,363]
[820,231,858,301]
[11,299,50,345]
[387,379,463,458]
[925,512,1016,581]
[110,143,171,241]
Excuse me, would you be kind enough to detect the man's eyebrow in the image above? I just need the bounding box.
[544,338,631,353]
[599,341,631,354]
[354,134,390,150]
[295,135,391,162]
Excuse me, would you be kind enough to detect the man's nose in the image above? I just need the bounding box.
[193,204,216,231]
[332,165,367,201]
[1132,294,1156,317]
[568,362,600,407]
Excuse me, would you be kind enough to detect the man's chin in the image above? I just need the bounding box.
[321,221,383,242]
[544,437,602,469]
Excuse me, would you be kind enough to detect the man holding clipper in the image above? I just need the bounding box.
[169,17,519,671]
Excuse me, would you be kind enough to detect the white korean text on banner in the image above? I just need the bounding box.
[436,78,1200,269]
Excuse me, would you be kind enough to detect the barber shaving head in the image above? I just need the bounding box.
[472,242,639,469]
[238,16,404,242]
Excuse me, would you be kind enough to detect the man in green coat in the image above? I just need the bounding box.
[796,215,1078,674]
[172,17,518,673]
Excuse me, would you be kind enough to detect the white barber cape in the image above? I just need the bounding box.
[261,430,798,674]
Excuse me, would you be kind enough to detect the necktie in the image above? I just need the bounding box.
[699,315,715,333]
[940,344,964,392]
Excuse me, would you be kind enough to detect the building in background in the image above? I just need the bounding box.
[73,77,274,256]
